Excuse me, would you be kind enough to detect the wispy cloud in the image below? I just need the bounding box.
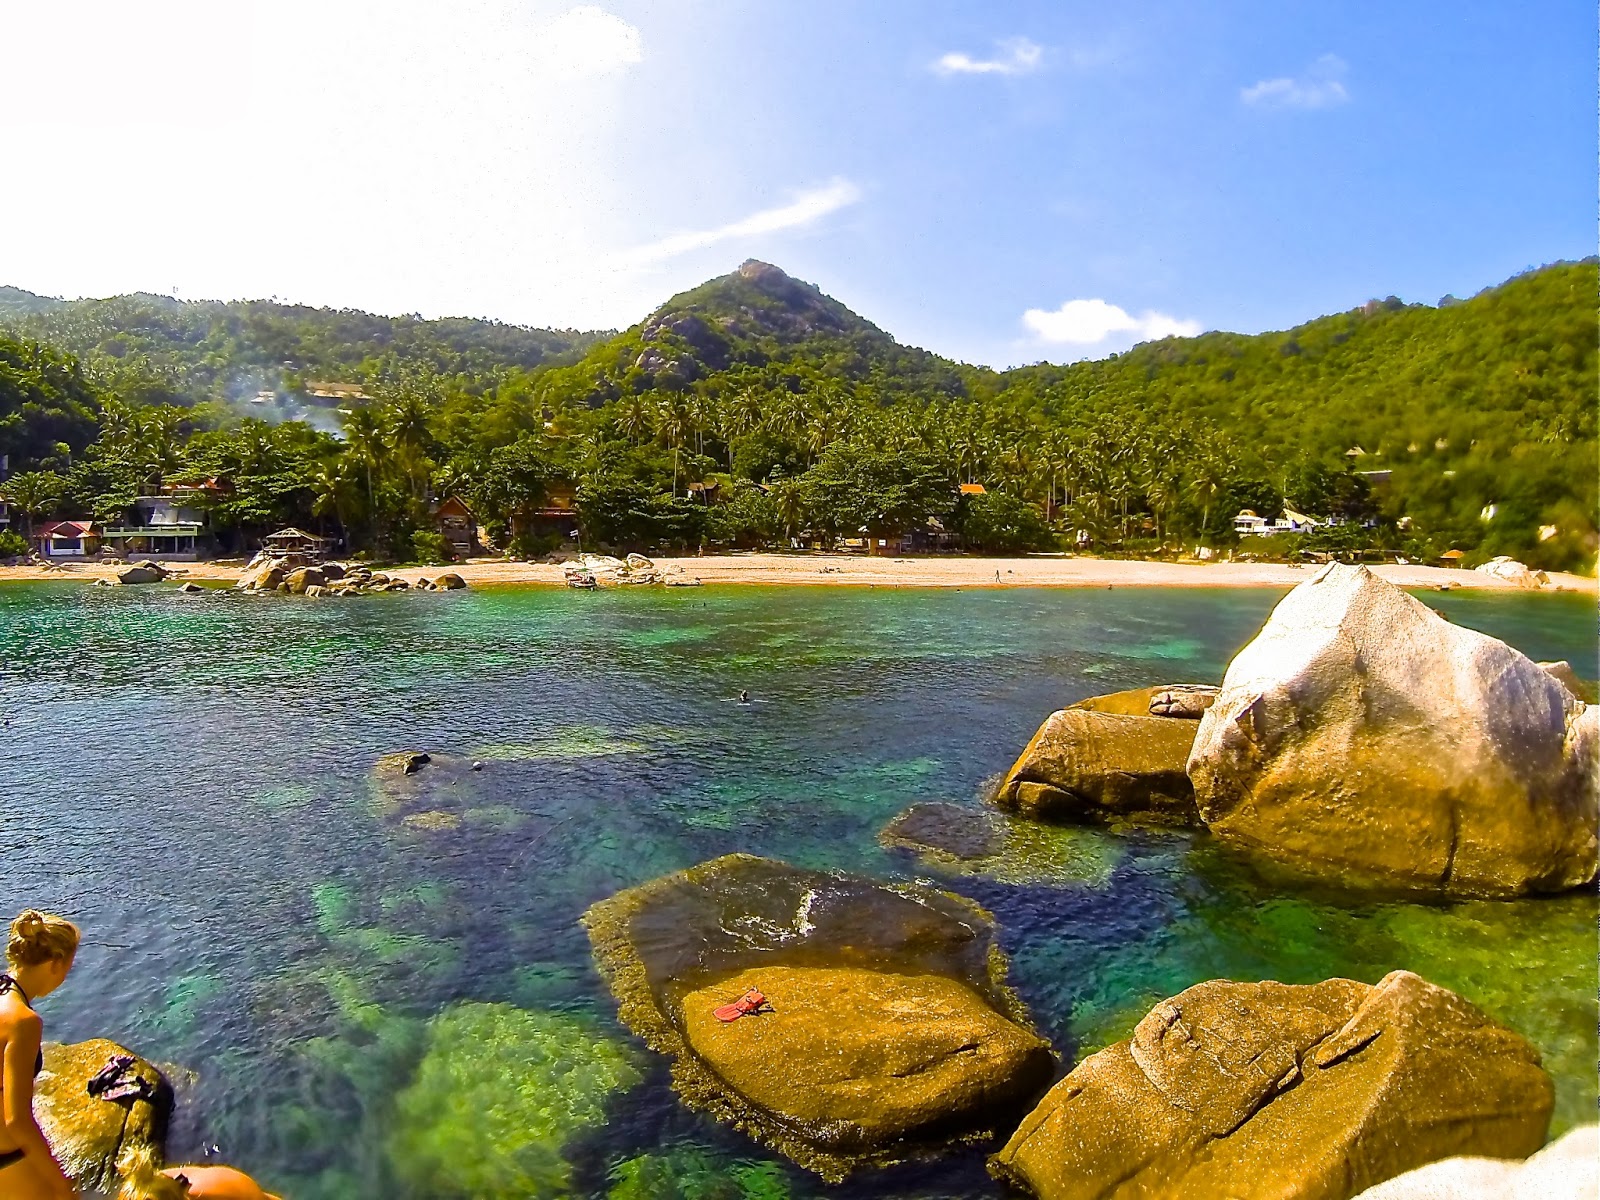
[1023,298,1201,347]
[615,179,862,269]
[931,37,1043,77]
[1241,54,1349,109]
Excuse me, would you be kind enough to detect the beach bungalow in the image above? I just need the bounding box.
[262,527,331,560]
[35,520,101,559]
[100,479,225,561]
[1437,548,1466,568]
[509,480,580,545]
[434,496,479,559]
[1232,509,1271,536]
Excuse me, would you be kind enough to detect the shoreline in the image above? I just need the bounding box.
[2,553,1594,594]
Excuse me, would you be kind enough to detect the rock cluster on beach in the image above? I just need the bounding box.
[994,564,1598,897]
[234,553,466,596]
[990,970,1554,1200]
[581,853,1055,1181]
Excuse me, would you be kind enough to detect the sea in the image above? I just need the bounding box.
[1,581,1594,1199]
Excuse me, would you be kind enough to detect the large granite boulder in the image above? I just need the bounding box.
[583,854,1054,1181]
[283,566,326,594]
[993,687,1214,824]
[1187,564,1597,895]
[236,557,287,591]
[991,970,1552,1200]
[116,564,166,585]
[1351,1122,1596,1200]
[35,1039,172,1194]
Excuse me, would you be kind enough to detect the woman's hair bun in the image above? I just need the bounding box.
[8,909,81,967]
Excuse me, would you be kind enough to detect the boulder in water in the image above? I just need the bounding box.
[284,566,326,594]
[35,1039,172,1194]
[583,853,1054,1180]
[1474,557,1549,589]
[991,970,1553,1200]
[879,802,1125,888]
[993,687,1206,824]
[116,564,165,585]
[236,558,287,591]
[1187,563,1597,895]
[1351,1122,1596,1200]
[433,572,466,590]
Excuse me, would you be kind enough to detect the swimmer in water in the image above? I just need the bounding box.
[738,690,750,704]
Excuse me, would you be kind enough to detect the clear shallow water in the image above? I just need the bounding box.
[0,582,1594,1199]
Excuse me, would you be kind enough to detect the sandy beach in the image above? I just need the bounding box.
[2,553,1593,593]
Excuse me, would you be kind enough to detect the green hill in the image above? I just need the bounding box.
[0,258,1592,569]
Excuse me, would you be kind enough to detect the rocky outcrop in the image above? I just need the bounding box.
[432,572,466,590]
[35,1039,171,1194]
[117,562,167,585]
[991,970,1553,1200]
[1351,1122,1596,1200]
[582,854,1053,1181]
[1187,563,1597,895]
[993,686,1214,824]
[1474,557,1550,589]
[234,558,462,597]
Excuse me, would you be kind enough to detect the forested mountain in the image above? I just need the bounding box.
[0,258,1593,571]
[0,288,608,410]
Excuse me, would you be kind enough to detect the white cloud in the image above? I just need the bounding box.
[533,6,642,80]
[931,37,1043,77]
[1022,298,1201,346]
[1241,54,1350,109]
[615,178,863,269]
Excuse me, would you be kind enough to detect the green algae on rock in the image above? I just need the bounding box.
[387,1002,641,1199]
[879,802,1126,888]
[992,970,1553,1200]
[582,853,1054,1182]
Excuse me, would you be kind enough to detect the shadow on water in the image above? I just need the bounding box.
[0,581,1593,1197]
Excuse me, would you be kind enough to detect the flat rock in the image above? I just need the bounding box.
[36,1038,171,1194]
[369,751,490,822]
[583,853,1053,1180]
[681,965,1053,1159]
[878,802,1126,889]
[1187,563,1597,895]
[991,970,1553,1200]
[880,802,1004,860]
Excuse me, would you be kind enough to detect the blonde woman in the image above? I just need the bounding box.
[118,1146,283,1200]
[0,909,81,1200]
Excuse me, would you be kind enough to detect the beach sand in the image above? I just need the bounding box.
[2,553,1593,593]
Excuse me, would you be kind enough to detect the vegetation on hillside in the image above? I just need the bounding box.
[0,258,1593,571]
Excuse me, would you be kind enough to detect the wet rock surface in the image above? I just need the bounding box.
[583,853,1053,1180]
[991,970,1553,1200]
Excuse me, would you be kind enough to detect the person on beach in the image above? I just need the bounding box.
[0,909,81,1200]
[118,1146,282,1200]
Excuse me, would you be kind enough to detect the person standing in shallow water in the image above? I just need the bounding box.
[0,909,81,1200]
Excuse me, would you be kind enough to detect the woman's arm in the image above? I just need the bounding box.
[2,1015,77,1200]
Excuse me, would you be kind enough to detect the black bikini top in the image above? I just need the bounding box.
[0,975,44,1078]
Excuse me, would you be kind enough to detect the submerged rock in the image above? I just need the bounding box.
[369,751,490,822]
[879,802,1126,888]
[1351,1122,1597,1200]
[387,1002,640,1199]
[1188,563,1597,896]
[991,970,1553,1200]
[994,687,1207,824]
[36,1039,172,1194]
[583,853,1054,1181]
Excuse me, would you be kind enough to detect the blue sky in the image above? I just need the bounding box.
[1,1,1591,366]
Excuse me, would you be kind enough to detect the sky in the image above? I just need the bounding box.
[1,0,1592,367]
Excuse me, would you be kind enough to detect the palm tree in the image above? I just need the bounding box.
[0,472,67,541]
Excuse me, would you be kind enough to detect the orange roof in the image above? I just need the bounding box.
[959,483,987,495]
[1439,549,1465,559]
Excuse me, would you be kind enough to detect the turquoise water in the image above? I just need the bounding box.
[0,582,1594,1199]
